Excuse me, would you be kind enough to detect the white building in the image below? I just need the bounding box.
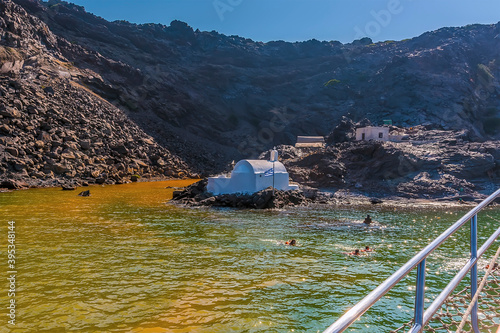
[295,136,326,148]
[355,126,389,141]
[207,151,299,195]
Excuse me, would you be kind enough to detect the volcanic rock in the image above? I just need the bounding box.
[274,127,499,200]
[172,179,308,209]
[62,184,76,190]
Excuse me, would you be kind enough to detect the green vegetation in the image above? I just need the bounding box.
[323,79,341,87]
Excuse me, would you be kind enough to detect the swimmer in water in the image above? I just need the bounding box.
[362,246,373,252]
[344,249,361,256]
[285,239,297,246]
[363,214,372,225]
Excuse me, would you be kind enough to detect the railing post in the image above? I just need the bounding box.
[412,259,426,332]
[322,189,500,333]
[470,214,479,332]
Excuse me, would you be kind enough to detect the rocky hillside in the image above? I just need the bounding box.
[0,0,499,192]
[11,0,500,163]
[0,0,192,188]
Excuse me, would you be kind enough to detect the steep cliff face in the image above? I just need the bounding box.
[0,0,192,188]
[1,0,500,189]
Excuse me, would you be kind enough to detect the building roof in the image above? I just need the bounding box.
[356,126,389,130]
[296,136,325,143]
[232,160,287,175]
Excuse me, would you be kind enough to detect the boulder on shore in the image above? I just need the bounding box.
[0,179,27,190]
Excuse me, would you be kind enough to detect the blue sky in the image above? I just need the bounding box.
[68,0,500,43]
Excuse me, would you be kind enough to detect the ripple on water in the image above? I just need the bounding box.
[0,182,499,332]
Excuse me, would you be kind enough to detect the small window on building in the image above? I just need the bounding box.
[379,132,383,138]
[362,133,365,140]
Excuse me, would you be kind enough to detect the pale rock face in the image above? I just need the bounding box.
[0,60,24,73]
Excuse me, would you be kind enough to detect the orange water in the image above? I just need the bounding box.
[0,181,499,332]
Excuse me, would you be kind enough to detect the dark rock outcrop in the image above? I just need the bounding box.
[0,179,27,189]
[172,179,308,209]
[326,116,356,145]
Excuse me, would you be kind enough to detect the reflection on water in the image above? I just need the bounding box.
[0,181,499,333]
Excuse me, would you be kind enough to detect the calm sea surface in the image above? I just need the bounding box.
[0,181,499,333]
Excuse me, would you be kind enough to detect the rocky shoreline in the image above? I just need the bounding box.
[0,175,183,192]
[1,176,494,210]
[170,179,497,209]
[171,179,307,209]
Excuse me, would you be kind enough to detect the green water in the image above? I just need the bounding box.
[0,181,499,333]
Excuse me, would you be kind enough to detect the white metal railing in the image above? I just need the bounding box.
[323,188,500,333]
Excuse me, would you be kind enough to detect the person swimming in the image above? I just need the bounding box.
[362,245,373,252]
[344,249,361,256]
[285,239,296,246]
[363,215,372,225]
